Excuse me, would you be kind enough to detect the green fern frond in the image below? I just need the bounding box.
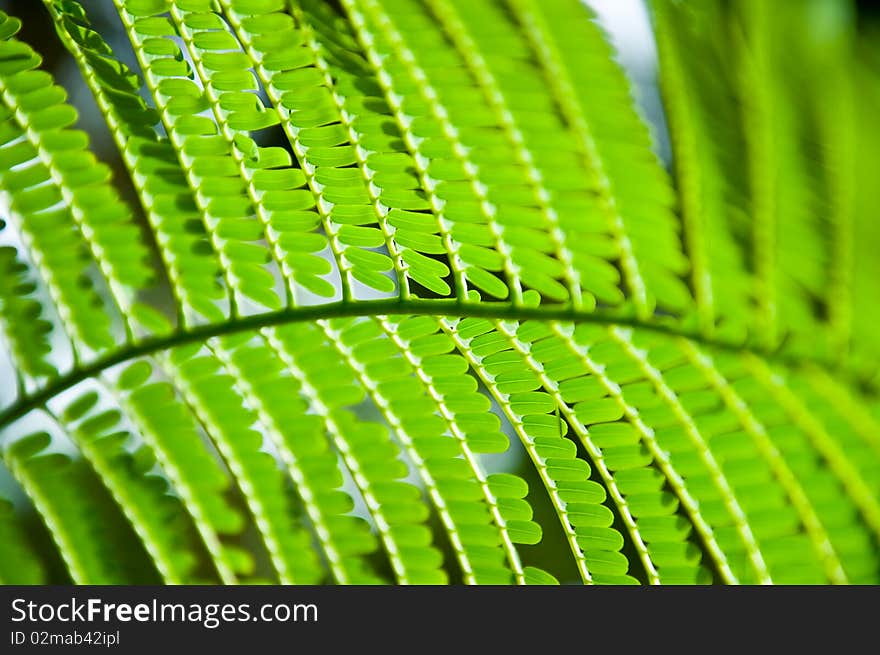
[55,387,207,583]
[652,0,754,340]
[209,334,382,584]
[161,342,324,583]
[0,495,45,584]
[269,322,444,584]
[507,0,691,318]
[117,363,250,583]
[48,0,224,327]
[2,430,159,584]
[0,14,137,355]
[0,0,877,586]
[0,243,54,382]
[850,57,880,378]
[731,0,832,354]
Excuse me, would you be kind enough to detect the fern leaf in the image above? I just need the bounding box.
[501,320,715,583]
[219,0,415,299]
[210,334,381,584]
[682,344,848,583]
[334,1,467,299]
[443,317,644,582]
[652,1,754,339]
[0,15,128,353]
[115,0,280,317]
[606,327,772,584]
[426,0,586,304]
[799,10,858,358]
[344,0,536,302]
[2,430,159,583]
[0,13,151,329]
[731,0,831,354]
[377,315,553,584]
[441,318,632,583]
[162,342,324,584]
[355,0,589,304]
[47,0,225,327]
[269,322,445,584]
[117,362,251,583]
[504,0,691,318]
[320,317,522,584]
[804,367,880,461]
[169,2,320,309]
[0,494,45,584]
[0,0,877,587]
[0,243,54,382]
[559,324,727,583]
[850,57,880,376]
[56,388,207,583]
[741,358,880,583]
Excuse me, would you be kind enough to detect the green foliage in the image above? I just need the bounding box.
[0,0,878,585]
